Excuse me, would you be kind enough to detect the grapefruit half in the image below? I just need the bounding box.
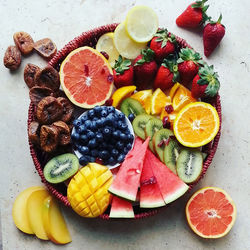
[60,46,114,108]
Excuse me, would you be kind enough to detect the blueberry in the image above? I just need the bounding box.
[85,120,92,129]
[110,138,117,145]
[102,142,108,148]
[101,109,108,117]
[121,123,128,131]
[112,130,119,139]
[123,147,129,154]
[124,128,131,135]
[80,134,88,144]
[73,119,81,128]
[86,155,95,163]
[111,148,119,157]
[93,117,98,121]
[93,105,102,115]
[127,143,132,150]
[107,106,115,113]
[128,113,135,122]
[71,132,80,142]
[88,109,95,119]
[77,125,87,134]
[103,127,111,136]
[105,114,115,125]
[117,120,123,129]
[108,156,116,165]
[96,118,104,128]
[79,155,88,166]
[119,133,127,141]
[127,134,134,143]
[86,130,95,139]
[79,146,89,154]
[116,141,124,150]
[117,154,125,163]
[96,132,103,142]
[90,121,97,131]
[81,114,88,123]
[99,150,109,159]
[118,112,125,120]
[88,138,97,148]
[90,149,99,157]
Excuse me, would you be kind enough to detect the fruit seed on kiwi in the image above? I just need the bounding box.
[176,148,203,184]
[43,153,79,184]
[120,98,145,117]
[132,114,152,140]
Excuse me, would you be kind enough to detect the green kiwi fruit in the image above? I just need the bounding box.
[132,114,152,139]
[43,153,79,184]
[120,98,146,117]
[153,128,174,162]
[145,117,163,153]
[176,148,203,184]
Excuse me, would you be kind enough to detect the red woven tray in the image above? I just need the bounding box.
[28,24,221,220]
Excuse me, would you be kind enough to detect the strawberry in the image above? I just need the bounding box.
[113,55,133,88]
[150,29,176,63]
[176,0,210,29]
[134,48,158,89]
[203,14,225,57]
[191,64,220,99]
[177,47,203,85]
[154,55,179,90]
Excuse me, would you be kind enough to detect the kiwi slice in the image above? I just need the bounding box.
[153,128,173,161]
[163,139,181,174]
[145,117,163,153]
[43,153,79,184]
[176,149,203,184]
[120,98,146,117]
[132,114,152,139]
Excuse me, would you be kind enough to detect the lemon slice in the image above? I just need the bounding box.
[114,22,147,59]
[125,5,159,43]
[96,32,119,67]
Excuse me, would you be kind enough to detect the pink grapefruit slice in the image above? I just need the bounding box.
[60,46,114,108]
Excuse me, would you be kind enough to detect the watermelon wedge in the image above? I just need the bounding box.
[108,137,150,201]
[140,150,165,208]
[109,196,134,218]
[148,150,189,204]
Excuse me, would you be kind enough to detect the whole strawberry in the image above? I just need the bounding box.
[176,0,210,29]
[150,29,176,63]
[134,48,158,89]
[177,48,203,85]
[154,55,179,91]
[113,55,133,88]
[191,64,220,99]
[203,14,225,57]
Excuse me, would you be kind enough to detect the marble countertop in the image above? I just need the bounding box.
[1,0,250,249]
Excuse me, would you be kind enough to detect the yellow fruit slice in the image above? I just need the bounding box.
[173,102,220,147]
[151,88,171,115]
[114,22,147,59]
[130,89,152,114]
[12,186,45,234]
[186,187,236,238]
[96,32,119,67]
[112,85,136,108]
[169,82,181,101]
[125,5,159,43]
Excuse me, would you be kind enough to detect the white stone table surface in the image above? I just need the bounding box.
[0,0,250,249]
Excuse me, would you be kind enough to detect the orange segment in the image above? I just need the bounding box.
[130,89,152,114]
[151,88,171,115]
[60,46,114,108]
[169,82,181,101]
[173,102,220,147]
[186,187,236,238]
[112,85,136,108]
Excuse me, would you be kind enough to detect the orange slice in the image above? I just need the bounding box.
[130,89,152,114]
[151,88,171,115]
[173,102,220,147]
[172,84,196,112]
[60,46,114,108]
[112,85,136,108]
[169,82,181,101]
[186,187,236,238]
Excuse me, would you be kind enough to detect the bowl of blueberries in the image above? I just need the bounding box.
[71,105,135,169]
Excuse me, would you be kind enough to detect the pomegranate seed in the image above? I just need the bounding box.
[157,140,165,148]
[84,64,89,76]
[165,104,174,114]
[141,176,157,186]
[165,137,171,146]
[105,98,113,106]
[107,74,114,83]
[95,158,103,165]
[100,51,109,60]
[162,116,171,129]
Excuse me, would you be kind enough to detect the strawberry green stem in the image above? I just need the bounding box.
[217,14,222,24]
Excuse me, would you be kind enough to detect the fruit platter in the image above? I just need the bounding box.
[23,5,222,220]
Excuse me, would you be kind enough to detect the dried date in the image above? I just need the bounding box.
[28,121,40,145]
[3,46,21,70]
[52,121,71,146]
[24,63,41,88]
[57,97,74,123]
[40,125,59,152]
[34,38,57,60]
[29,86,55,105]
[13,31,34,55]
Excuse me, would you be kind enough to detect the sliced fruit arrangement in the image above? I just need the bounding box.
[109,196,135,218]
[186,187,236,238]
[12,186,71,244]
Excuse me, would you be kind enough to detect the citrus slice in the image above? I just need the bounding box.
[173,102,220,147]
[169,82,181,101]
[60,46,114,108]
[125,6,159,43]
[114,22,147,59]
[96,32,119,67]
[130,89,152,114]
[172,84,196,111]
[112,85,136,108]
[186,187,236,238]
[151,88,171,115]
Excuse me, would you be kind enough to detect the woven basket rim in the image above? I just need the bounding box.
[28,23,222,220]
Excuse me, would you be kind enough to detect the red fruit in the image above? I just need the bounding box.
[191,64,220,99]
[134,49,158,89]
[150,29,176,63]
[176,0,210,29]
[113,55,134,88]
[203,14,226,57]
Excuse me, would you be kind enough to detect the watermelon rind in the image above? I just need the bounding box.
[163,184,189,204]
[109,209,135,218]
[108,187,136,202]
[140,200,165,208]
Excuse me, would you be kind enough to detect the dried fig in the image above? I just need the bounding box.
[36,96,63,124]
[13,31,34,55]
[28,121,40,145]
[35,66,60,91]
[57,97,74,123]
[40,125,59,152]
[52,121,71,146]
[34,38,57,60]
[24,63,41,88]
[3,46,21,70]
[29,86,54,105]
